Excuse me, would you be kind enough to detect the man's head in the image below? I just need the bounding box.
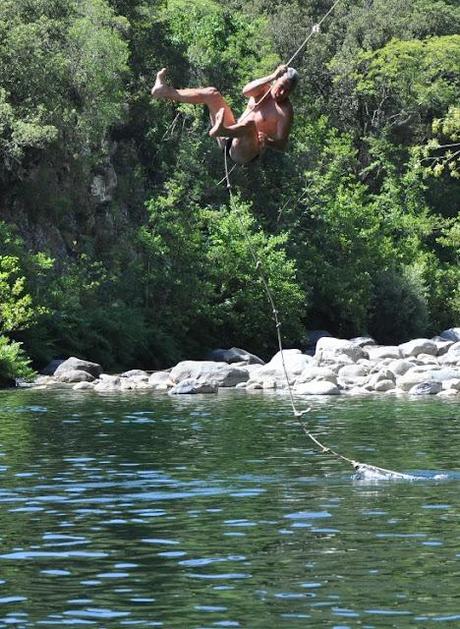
[271,67,299,102]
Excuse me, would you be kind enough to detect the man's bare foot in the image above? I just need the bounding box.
[151,68,170,99]
[209,108,225,137]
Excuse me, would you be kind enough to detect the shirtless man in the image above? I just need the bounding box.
[150,65,298,164]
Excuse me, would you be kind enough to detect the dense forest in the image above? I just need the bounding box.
[0,0,459,381]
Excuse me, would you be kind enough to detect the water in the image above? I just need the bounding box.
[0,389,458,627]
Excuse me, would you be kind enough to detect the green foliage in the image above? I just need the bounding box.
[1,0,459,380]
[0,335,35,385]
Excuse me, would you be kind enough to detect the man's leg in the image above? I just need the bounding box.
[209,108,260,164]
[151,68,236,129]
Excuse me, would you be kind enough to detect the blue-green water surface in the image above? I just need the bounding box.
[0,389,459,627]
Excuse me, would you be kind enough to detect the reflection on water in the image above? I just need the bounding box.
[0,389,459,627]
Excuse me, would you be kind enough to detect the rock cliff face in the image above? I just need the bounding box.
[1,141,144,263]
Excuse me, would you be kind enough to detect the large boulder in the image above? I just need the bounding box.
[315,337,365,363]
[170,361,249,387]
[304,330,333,353]
[169,379,218,394]
[54,357,102,378]
[148,371,173,386]
[337,364,369,384]
[247,350,313,389]
[397,367,460,391]
[387,359,413,377]
[408,382,442,395]
[56,369,95,383]
[207,347,264,365]
[399,339,437,358]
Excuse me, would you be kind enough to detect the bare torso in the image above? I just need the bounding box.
[228,89,293,163]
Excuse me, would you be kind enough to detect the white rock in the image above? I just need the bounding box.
[246,382,263,390]
[169,379,218,394]
[338,364,369,381]
[154,383,170,391]
[269,350,314,374]
[121,369,149,379]
[366,346,401,361]
[399,338,437,358]
[350,336,376,347]
[315,337,365,363]
[374,379,396,392]
[235,382,247,389]
[170,361,249,387]
[72,381,94,390]
[387,359,413,377]
[295,380,340,395]
[149,371,172,386]
[415,353,438,364]
[295,366,338,385]
[442,378,460,391]
[432,339,454,356]
[437,389,459,397]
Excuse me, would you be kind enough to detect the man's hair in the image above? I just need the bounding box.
[285,67,299,91]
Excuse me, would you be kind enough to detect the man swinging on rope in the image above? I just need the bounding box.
[151,65,298,164]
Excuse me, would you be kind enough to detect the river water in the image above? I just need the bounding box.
[0,389,458,627]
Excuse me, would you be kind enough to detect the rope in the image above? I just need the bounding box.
[223,147,359,471]
[221,0,407,479]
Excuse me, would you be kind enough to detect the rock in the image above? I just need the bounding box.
[148,371,173,386]
[415,353,438,364]
[246,382,263,390]
[56,369,94,383]
[350,336,376,347]
[367,369,396,390]
[346,387,372,396]
[248,350,313,389]
[439,328,460,343]
[54,357,102,378]
[442,378,460,391]
[431,339,454,356]
[40,359,65,375]
[235,382,247,389]
[437,389,459,397]
[121,369,149,379]
[72,381,94,391]
[295,380,340,395]
[387,359,413,377]
[397,367,460,391]
[34,375,57,386]
[94,375,120,391]
[207,347,264,365]
[169,379,218,394]
[154,383,170,392]
[408,382,442,395]
[315,337,365,363]
[295,366,338,385]
[170,361,249,387]
[374,379,396,392]
[269,350,314,373]
[366,346,401,361]
[338,364,369,383]
[399,338,437,358]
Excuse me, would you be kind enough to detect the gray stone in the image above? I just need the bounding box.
[94,376,121,391]
[439,328,460,343]
[295,380,340,395]
[315,337,365,363]
[399,338,437,358]
[170,361,249,387]
[431,339,454,356]
[207,347,264,365]
[56,369,94,384]
[366,346,401,361]
[54,357,102,378]
[374,379,396,392]
[169,379,218,394]
[387,359,413,377]
[408,381,442,395]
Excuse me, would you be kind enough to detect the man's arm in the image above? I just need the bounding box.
[242,65,287,98]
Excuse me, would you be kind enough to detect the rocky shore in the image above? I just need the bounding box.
[27,329,460,398]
